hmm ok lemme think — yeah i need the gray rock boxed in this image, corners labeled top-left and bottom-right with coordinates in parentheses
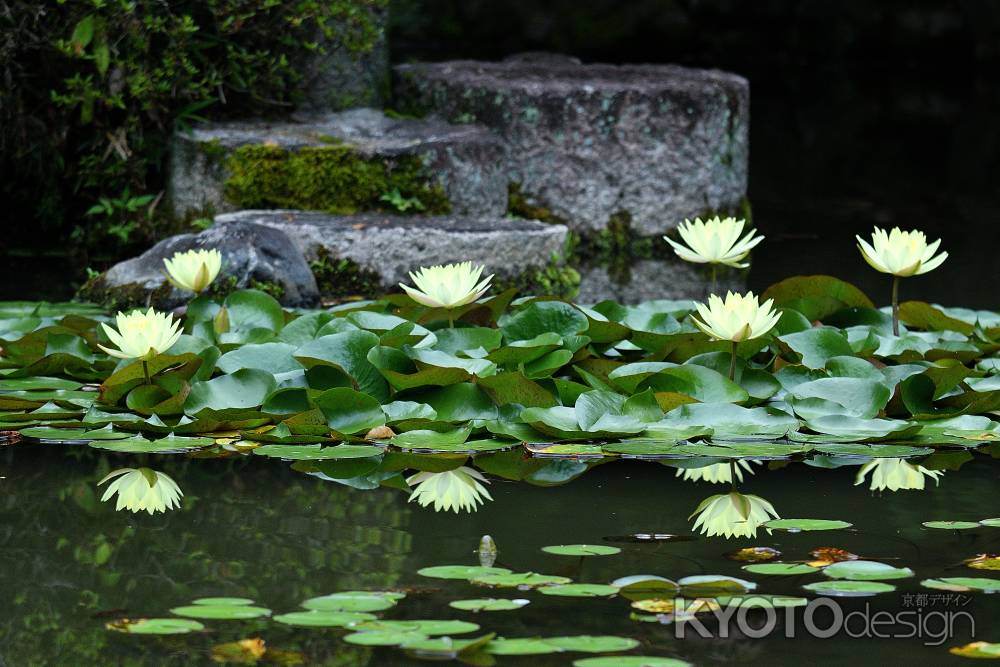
top-left (295, 4), bottom-right (389, 111)
top-left (96, 221), bottom-right (319, 308)
top-left (215, 209), bottom-right (570, 289)
top-left (576, 259), bottom-right (746, 305)
top-left (167, 108), bottom-right (507, 220)
top-left (394, 56), bottom-right (749, 236)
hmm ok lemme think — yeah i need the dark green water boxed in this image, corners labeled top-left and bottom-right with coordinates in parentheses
top-left (3, 444), bottom-right (998, 666)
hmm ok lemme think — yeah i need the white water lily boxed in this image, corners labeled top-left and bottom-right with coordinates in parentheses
top-left (664, 216), bottom-right (763, 269)
top-left (406, 466), bottom-right (493, 513)
top-left (98, 308), bottom-right (182, 361)
top-left (856, 227), bottom-right (947, 278)
top-left (400, 261), bottom-right (493, 309)
top-left (691, 291), bottom-right (781, 343)
top-left (163, 248), bottom-right (222, 293)
top-left (98, 468), bottom-right (183, 514)
top-left (677, 460), bottom-right (759, 484)
top-left (855, 458), bottom-right (944, 492)
top-left (689, 491), bottom-right (779, 539)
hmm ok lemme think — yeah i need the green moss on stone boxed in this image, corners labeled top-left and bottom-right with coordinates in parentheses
top-left (506, 182), bottom-right (566, 225)
top-left (75, 275), bottom-right (175, 312)
top-left (222, 144), bottom-right (451, 215)
top-left (310, 249), bottom-right (384, 299)
top-left (494, 264), bottom-right (581, 300)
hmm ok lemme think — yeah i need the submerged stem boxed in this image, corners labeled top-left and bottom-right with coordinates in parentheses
top-left (447, 311), bottom-right (455, 329)
top-left (142, 360), bottom-right (151, 385)
top-left (728, 340), bottom-right (738, 382)
top-left (891, 275), bottom-right (900, 336)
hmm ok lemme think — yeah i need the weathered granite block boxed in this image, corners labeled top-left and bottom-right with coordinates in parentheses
top-left (168, 108), bottom-right (507, 220)
top-left (214, 209), bottom-right (570, 290)
top-left (83, 220), bottom-right (319, 308)
top-left (394, 56), bottom-right (749, 236)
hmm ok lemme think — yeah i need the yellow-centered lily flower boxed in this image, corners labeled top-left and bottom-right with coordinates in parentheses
top-left (689, 491), bottom-right (779, 539)
top-left (664, 216), bottom-right (763, 268)
top-left (855, 458), bottom-right (943, 492)
top-left (98, 308), bottom-right (182, 361)
top-left (98, 467), bottom-right (183, 514)
top-left (406, 466), bottom-right (493, 513)
top-left (677, 460), bottom-right (759, 484)
top-left (691, 291), bottom-right (781, 343)
top-left (855, 227), bottom-right (947, 277)
top-left (400, 261), bottom-right (493, 309)
top-left (163, 248), bottom-right (222, 293)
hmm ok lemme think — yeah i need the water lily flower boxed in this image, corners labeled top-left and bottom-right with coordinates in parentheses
top-left (400, 261), bottom-right (493, 311)
top-left (163, 248), bottom-right (223, 293)
top-left (664, 216), bottom-right (764, 269)
top-left (856, 226), bottom-right (947, 335)
top-left (406, 466), bottom-right (493, 513)
top-left (691, 292), bottom-right (781, 380)
top-left (689, 491), bottom-right (779, 539)
top-left (98, 467), bottom-right (183, 514)
top-left (676, 460), bottom-right (759, 484)
top-left (98, 308), bottom-right (182, 362)
top-left (855, 458), bottom-right (944, 492)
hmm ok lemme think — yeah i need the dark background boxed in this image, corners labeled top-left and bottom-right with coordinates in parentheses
top-left (389, 0), bottom-right (1000, 308)
top-left (5, 0), bottom-right (1000, 306)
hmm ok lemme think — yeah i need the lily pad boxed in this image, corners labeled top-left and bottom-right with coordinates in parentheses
top-left (417, 565), bottom-right (511, 580)
top-left (301, 593), bottom-right (397, 613)
top-left (541, 544), bottom-right (621, 557)
top-left (922, 577), bottom-right (1000, 592)
top-left (573, 658), bottom-right (691, 667)
top-left (547, 635), bottom-right (641, 653)
top-left (108, 617), bottom-right (205, 634)
top-left (170, 604), bottom-right (271, 620)
top-left (252, 444), bottom-right (383, 460)
top-left (923, 521), bottom-right (980, 530)
top-left (344, 630), bottom-right (428, 646)
top-left (472, 572), bottom-right (573, 589)
top-left (91, 433), bottom-right (214, 453)
top-left (272, 610), bottom-right (375, 627)
top-left (949, 642), bottom-right (1000, 659)
top-left (538, 584), bottom-right (619, 597)
top-left (802, 581), bottom-right (896, 596)
top-left (822, 560), bottom-right (914, 581)
top-left (484, 638), bottom-right (561, 655)
top-left (191, 597), bottom-right (255, 606)
top-left (448, 598), bottom-right (530, 612)
top-left (742, 563), bottom-right (819, 576)
top-left (764, 519), bottom-right (853, 532)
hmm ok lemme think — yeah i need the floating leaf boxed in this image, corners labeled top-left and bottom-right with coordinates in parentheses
top-left (272, 610), bottom-right (375, 627)
top-left (417, 565), bottom-right (512, 580)
top-left (472, 572), bottom-right (573, 589)
top-left (252, 444), bottom-right (383, 460)
top-left (573, 657), bottom-right (692, 667)
top-left (191, 597), bottom-right (255, 606)
top-left (822, 560), bottom-right (914, 581)
top-left (923, 521), bottom-right (980, 530)
top-left (538, 584), bottom-right (619, 597)
top-left (541, 544), bottom-right (621, 557)
top-left (764, 519), bottom-right (853, 532)
top-left (726, 547), bottom-right (781, 563)
top-left (949, 642), bottom-right (1000, 659)
top-left (742, 563), bottom-right (819, 576)
top-left (301, 593), bottom-right (396, 613)
top-left (344, 630), bottom-right (428, 646)
top-left (922, 577), bottom-right (1000, 592)
top-left (964, 554), bottom-right (1000, 571)
top-left (802, 581), bottom-right (896, 596)
top-left (547, 635), bottom-right (640, 653)
top-left (448, 598), bottom-right (530, 612)
top-left (170, 604), bottom-right (271, 620)
top-left (107, 618), bottom-right (205, 635)
top-left (484, 638), bottom-right (561, 655)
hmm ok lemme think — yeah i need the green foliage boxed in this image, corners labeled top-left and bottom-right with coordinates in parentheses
top-left (2, 0), bottom-right (386, 253)
top-left (223, 144), bottom-right (450, 215)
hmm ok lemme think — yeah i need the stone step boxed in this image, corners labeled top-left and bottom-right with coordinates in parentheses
top-left (168, 108), bottom-right (508, 221)
top-left (394, 54), bottom-right (749, 236)
top-left (215, 210), bottom-right (571, 295)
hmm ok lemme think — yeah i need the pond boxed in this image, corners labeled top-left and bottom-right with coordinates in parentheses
top-left (3, 442), bottom-right (999, 665)
top-left (1, 275), bottom-right (999, 666)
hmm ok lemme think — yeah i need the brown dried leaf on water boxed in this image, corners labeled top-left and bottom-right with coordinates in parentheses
top-left (365, 425), bottom-right (396, 440)
top-left (964, 554), bottom-right (1000, 571)
top-left (210, 638), bottom-right (305, 666)
top-left (725, 546), bottom-right (781, 563)
top-left (949, 641), bottom-right (1000, 659)
top-left (806, 547), bottom-right (859, 567)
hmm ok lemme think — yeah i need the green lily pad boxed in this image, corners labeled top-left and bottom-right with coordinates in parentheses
top-left (802, 581), bottom-right (896, 596)
top-left (823, 560), bottom-right (914, 581)
top-left (677, 575), bottom-right (757, 596)
top-left (191, 597), bottom-right (255, 606)
top-left (19, 426), bottom-right (130, 443)
top-left (541, 544), bottom-right (621, 557)
top-left (764, 518), bottom-right (853, 532)
top-left (538, 584), bottom-right (619, 597)
top-left (417, 565), bottom-right (512, 580)
top-left (170, 604), bottom-right (271, 619)
top-left (401, 634), bottom-right (496, 655)
top-left (448, 598), bottom-right (530, 612)
top-left (547, 635), bottom-right (641, 653)
top-left (922, 577), bottom-right (1000, 592)
top-left (109, 618), bottom-right (205, 634)
top-left (612, 575), bottom-right (680, 600)
top-left (272, 610), bottom-right (375, 627)
top-left (343, 630), bottom-right (429, 646)
top-left (742, 563), bottom-right (819, 576)
top-left (252, 444), bottom-right (383, 460)
top-left (484, 638), bottom-right (561, 655)
top-left (301, 593), bottom-right (397, 613)
top-left (472, 572), bottom-right (573, 589)
top-left (923, 521), bottom-right (980, 530)
top-left (980, 518), bottom-right (1000, 527)
top-left (574, 658), bottom-right (691, 667)
top-left (91, 433), bottom-right (214, 453)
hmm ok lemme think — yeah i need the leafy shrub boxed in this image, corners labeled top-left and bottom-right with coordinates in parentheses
top-left (0, 0), bottom-right (385, 257)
